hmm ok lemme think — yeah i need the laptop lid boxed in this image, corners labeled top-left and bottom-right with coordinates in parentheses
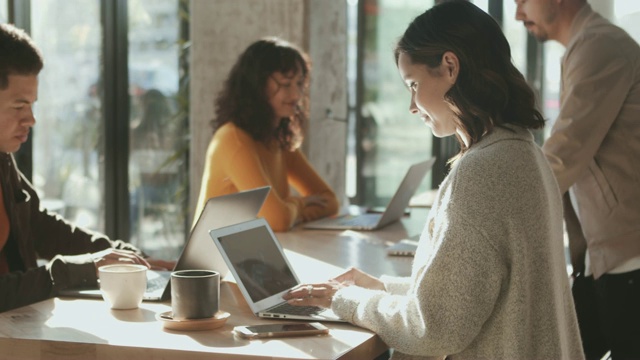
top-left (210, 218), bottom-right (345, 322)
top-left (59, 186), bottom-right (270, 301)
top-left (303, 157), bottom-right (435, 230)
top-left (142, 186), bottom-right (270, 300)
top-left (375, 157), bottom-right (435, 228)
top-left (163, 186), bottom-right (271, 296)
top-left (209, 218), bottom-right (305, 315)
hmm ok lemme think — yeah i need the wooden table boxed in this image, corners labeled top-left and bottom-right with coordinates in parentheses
top-left (0, 210), bottom-right (429, 360)
top-left (279, 207), bottom-right (428, 278)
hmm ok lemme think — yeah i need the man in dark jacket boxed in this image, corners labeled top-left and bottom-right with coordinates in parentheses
top-left (0, 23), bottom-right (171, 312)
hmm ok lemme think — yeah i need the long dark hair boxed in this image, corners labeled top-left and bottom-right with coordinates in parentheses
top-left (212, 37), bottom-right (309, 151)
top-left (395, 1), bottom-right (544, 158)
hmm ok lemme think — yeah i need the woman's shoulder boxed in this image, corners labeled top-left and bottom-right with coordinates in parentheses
top-left (213, 122), bottom-right (255, 144)
top-left (450, 127), bottom-right (542, 194)
top-left (206, 123), bottom-right (261, 160)
top-left (215, 122), bottom-right (245, 137)
top-left (463, 126), bottom-right (535, 166)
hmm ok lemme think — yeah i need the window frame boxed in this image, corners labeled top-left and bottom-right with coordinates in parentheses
top-left (5, 0), bottom-right (190, 242)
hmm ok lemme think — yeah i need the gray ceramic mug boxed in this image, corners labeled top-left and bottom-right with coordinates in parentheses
top-left (170, 270), bottom-right (220, 320)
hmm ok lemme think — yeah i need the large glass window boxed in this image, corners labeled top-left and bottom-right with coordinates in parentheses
top-left (615, 2), bottom-right (640, 43)
top-left (503, 0), bottom-right (528, 75)
top-left (21, 1), bottom-right (188, 259)
top-left (542, 42), bottom-right (563, 135)
top-left (128, 0), bottom-right (186, 258)
top-left (0, 1), bottom-right (7, 22)
top-left (31, 0), bottom-right (104, 230)
top-left (474, 0), bottom-right (488, 12)
top-left (358, 0), bottom-right (435, 207)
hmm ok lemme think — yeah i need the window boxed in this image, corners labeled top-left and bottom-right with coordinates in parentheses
top-left (0, 1), bottom-right (6, 22)
top-left (356, 0), bottom-right (435, 207)
top-left (7, 1), bottom-right (189, 259)
top-left (542, 42), bottom-right (563, 135)
top-left (615, 2), bottom-right (640, 43)
top-left (474, 0), bottom-right (489, 11)
top-left (31, 0), bottom-right (104, 230)
top-left (128, 0), bottom-right (187, 258)
top-left (503, 0), bottom-right (528, 75)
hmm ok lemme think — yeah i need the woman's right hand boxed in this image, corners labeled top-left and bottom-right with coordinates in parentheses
top-left (331, 267), bottom-right (385, 291)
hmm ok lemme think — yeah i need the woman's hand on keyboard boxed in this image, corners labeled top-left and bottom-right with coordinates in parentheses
top-left (283, 281), bottom-right (345, 308)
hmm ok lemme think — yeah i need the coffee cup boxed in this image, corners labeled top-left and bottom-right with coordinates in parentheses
top-left (98, 264), bottom-right (148, 310)
top-left (170, 269), bottom-right (219, 320)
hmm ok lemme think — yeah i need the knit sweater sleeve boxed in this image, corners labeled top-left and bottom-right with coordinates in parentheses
top-left (332, 208), bottom-right (504, 356)
top-left (380, 274), bottom-right (412, 294)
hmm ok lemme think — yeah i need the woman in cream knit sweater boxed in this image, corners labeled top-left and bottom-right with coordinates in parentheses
top-left (284, 2), bottom-right (584, 359)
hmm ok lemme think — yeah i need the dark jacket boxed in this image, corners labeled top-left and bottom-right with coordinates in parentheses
top-left (0, 152), bottom-right (139, 312)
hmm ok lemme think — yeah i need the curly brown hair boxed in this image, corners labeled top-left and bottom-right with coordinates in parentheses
top-left (212, 37), bottom-right (310, 151)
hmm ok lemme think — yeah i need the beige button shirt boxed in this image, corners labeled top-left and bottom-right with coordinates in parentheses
top-left (542, 4), bottom-right (640, 278)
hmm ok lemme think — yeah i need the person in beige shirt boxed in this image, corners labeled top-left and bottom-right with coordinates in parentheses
top-left (516, 0), bottom-right (640, 359)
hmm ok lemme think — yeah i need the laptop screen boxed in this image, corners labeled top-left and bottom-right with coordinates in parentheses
top-left (216, 225), bottom-right (298, 302)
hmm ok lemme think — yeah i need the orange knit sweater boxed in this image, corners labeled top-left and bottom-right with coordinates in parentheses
top-left (194, 123), bottom-right (339, 232)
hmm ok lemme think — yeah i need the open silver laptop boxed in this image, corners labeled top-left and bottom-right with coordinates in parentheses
top-left (304, 158), bottom-right (435, 231)
top-left (59, 186), bottom-right (270, 301)
top-left (209, 218), bottom-right (346, 322)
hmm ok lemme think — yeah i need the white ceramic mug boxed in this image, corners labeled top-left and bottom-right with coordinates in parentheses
top-left (98, 264), bottom-right (148, 310)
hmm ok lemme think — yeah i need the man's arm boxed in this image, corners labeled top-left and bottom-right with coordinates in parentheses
top-left (3, 158), bottom-right (148, 303)
top-left (18, 175), bottom-right (142, 260)
top-left (0, 266), bottom-right (54, 313)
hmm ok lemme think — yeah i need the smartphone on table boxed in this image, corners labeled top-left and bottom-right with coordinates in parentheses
top-left (233, 322), bottom-right (329, 339)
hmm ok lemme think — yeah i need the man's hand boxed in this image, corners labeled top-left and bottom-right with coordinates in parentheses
top-left (91, 249), bottom-right (150, 270)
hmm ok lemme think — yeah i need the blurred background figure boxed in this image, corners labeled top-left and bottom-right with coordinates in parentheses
top-left (129, 88), bottom-right (182, 253)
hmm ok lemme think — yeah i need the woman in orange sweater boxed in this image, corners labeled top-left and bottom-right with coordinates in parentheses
top-left (194, 37), bottom-right (339, 232)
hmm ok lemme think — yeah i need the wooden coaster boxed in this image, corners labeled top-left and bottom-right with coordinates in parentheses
top-left (156, 310), bottom-right (230, 331)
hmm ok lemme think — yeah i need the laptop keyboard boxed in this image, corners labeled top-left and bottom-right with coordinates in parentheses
top-left (146, 271), bottom-right (170, 292)
top-left (338, 214), bottom-right (379, 227)
top-left (268, 302), bottom-right (324, 316)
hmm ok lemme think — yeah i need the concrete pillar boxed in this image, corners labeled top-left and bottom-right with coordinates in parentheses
top-left (305, 1), bottom-right (348, 205)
